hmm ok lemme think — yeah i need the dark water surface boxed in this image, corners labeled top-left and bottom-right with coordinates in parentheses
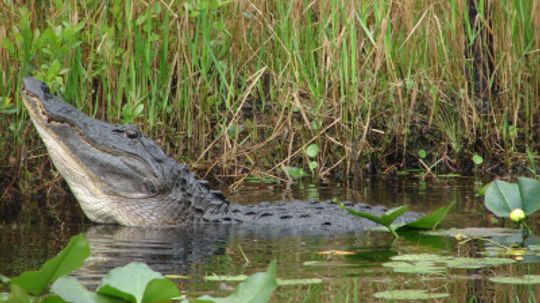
top-left (2, 177), bottom-right (540, 301)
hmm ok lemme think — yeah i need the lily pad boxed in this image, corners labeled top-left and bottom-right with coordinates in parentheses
top-left (485, 177), bottom-right (540, 217)
top-left (445, 257), bottom-right (515, 269)
top-left (276, 278), bottom-right (323, 286)
top-left (205, 275), bottom-right (249, 282)
top-left (382, 261), bottom-right (446, 274)
top-left (490, 275), bottom-right (540, 285)
top-left (373, 290), bottom-right (449, 300)
top-left (425, 227), bottom-right (517, 238)
top-left (390, 254), bottom-right (452, 262)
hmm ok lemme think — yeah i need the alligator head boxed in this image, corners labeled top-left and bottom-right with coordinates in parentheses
top-left (21, 77), bottom-right (229, 226)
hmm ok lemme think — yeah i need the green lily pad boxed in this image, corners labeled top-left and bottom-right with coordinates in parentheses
top-left (445, 257), bottom-right (515, 269)
top-left (382, 261), bottom-right (446, 274)
top-left (424, 227), bottom-right (517, 238)
top-left (485, 177), bottom-right (540, 217)
top-left (490, 275), bottom-right (540, 285)
top-left (373, 290), bottom-right (449, 300)
top-left (276, 278), bottom-right (323, 286)
top-left (205, 275), bottom-right (249, 282)
top-left (390, 254), bottom-right (452, 262)
top-left (10, 234), bottom-right (90, 296)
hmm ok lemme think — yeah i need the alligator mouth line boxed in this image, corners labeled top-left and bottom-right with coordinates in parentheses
top-left (21, 88), bottom-right (161, 188)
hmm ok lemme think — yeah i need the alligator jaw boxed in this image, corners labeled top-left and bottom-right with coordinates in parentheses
top-left (21, 77), bottom-right (229, 226)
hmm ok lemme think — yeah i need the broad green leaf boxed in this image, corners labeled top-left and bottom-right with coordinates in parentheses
top-left (337, 202), bottom-right (410, 227)
top-left (196, 260), bottom-right (277, 303)
top-left (51, 276), bottom-right (123, 303)
top-left (517, 177), bottom-right (540, 215)
top-left (418, 149), bottom-right (427, 159)
top-left (11, 234), bottom-right (90, 296)
top-left (485, 180), bottom-right (522, 217)
top-left (97, 262), bottom-right (178, 303)
top-left (142, 279), bottom-right (181, 303)
top-left (490, 275), bottom-right (540, 285)
top-left (305, 144), bottom-right (319, 158)
top-left (3, 285), bottom-right (31, 303)
top-left (397, 201), bottom-right (455, 230)
top-left (374, 290), bottom-right (449, 300)
top-left (308, 161), bottom-right (318, 170)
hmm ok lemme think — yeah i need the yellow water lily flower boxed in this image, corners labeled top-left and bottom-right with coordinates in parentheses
top-left (509, 208), bottom-right (525, 222)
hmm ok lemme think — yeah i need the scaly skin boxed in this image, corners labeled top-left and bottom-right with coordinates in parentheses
top-left (21, 77), bottom-right (418, 228)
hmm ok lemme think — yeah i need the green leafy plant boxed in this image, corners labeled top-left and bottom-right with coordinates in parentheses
top-left (186, 260), bottom-right (277, 303)
top-left (334, 199), bottom-right (455, 238)
top-left (484, 177), bottom-right (540, 232)
top-left (0, 235), bottom-right (278, 303)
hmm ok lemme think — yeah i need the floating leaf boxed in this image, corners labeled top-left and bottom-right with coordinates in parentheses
top-left (195, 260), bottom-right (277, 303)
top-left (205, 275), bottom-right (248, 282)
top-left (308, 161), bottom-right (318, 170)
top-left (490, 275), bottom-right (540, 285)
top-left (425, 227), bottom-right (517, 238)
top-left (418, 149), bottom-right (427, 159)
top-left (391, 254), bottom-right (452, 262)
top-left (397, 201), bottom-right (455, 230)
top-left (374, 290), bottom-right (449, 300)
top-left (445, 257), bottom-right (515, 269)
top-left (276, 278), bottom-right (322, 286)
top-left (11, 234), bottom-right (90, 296)
top-left (305, 144), bottom-right (319, 158)
top-left (97, 262), bottom-right (179, 303)
top-left (382, 261), bottom-right (446, 274)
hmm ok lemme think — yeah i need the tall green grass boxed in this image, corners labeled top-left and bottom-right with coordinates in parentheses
top-left (1, 0), bottom-right (540, 187)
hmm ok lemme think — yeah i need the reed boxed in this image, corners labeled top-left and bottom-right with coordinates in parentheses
top-left (1, 0), bottom-right (540, 188)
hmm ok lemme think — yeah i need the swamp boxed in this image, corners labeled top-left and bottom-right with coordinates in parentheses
top-left (1, 0), bottom-right (540, 302)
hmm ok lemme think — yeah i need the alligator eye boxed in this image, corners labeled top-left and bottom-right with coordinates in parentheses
top-left (143, 182), bottom-right (157, 194)
top-left (40, 82), bottom-right (50, 94)
top-left (125, 129), bottom-right (139, 139)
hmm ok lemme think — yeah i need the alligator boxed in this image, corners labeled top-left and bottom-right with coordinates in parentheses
top-left (21, 77), bottom-right (418, 228)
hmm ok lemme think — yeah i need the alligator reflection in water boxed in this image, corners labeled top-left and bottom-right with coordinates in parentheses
top-left (76, 222), bottom-right (376, 287)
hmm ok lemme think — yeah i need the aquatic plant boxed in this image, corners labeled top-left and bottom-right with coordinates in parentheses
top-left (0, 234), bottom-right (278, 303)
top-left (484, 177), bottom-right (540, 232)
top-left (334, 199), bottom-right (455, 238)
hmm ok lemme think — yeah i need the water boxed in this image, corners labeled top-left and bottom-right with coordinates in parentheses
top-left (1, 177), bottom-right (540, 301)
